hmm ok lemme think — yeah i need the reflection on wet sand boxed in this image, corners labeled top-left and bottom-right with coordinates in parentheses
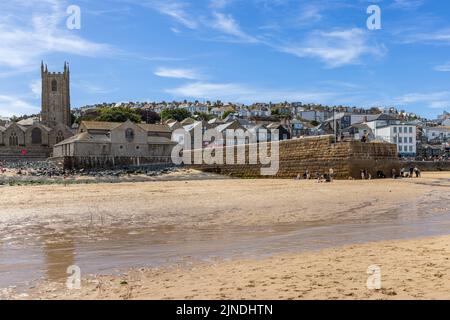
top-left (42, 233), bottom-right (75, 283)
top-left (0, 173), bottom-right (449, 290)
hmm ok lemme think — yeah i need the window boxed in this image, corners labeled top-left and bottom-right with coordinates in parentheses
top-left (393, 127), bottom-right (397, 133)
top-left (9, 131), bottom-right (18, 146)
top-left (31, 128), bottom-right (42, 144)
top-left (399, 127), bottom-right (403, 133)
top-left (398, 137), bottom-right (403, 143)
top-left (56, 131), bottom-right (64, 144)
top-left (125, 128), bottom-right (135, 142)
top-left (399, 145), bottom-right (403, 152)
top-left (409, 137), bottom-right (413, 144)
top-left (51, 80), bottom-right (57, 92)
top-left (409, 127), bottom-right (413, 133)
top-left (409, 146), bottom-right (413, 152)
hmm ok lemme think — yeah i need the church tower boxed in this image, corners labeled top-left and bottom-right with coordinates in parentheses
top-left (41, 61), bottom-right (71, 127)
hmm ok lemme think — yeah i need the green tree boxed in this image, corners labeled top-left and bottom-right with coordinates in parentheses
top-left (96, 107), bottom-right (142, 123)
top-left (139, 109), bottom-right (161, 124)
top-left (222, 110), bottom-right (234, 119)
top-left (161, 109), bottom-right (192, 122)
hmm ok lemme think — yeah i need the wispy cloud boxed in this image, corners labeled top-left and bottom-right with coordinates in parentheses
top-left (210, 12), bottom-right (260, 43)
top-left (30, 79), bottom-right (41, 98)
top-left (401, 28), bottom-right (450, 44)
top-left (155, 67), bottom-right (203, 80)
top-left (434, 62), bottom-right (450, 72)
top-left (0, 0), bottom-right (113, 70)
top-left (209, 0), bottom-right (234, 9)
top-left (166, 81), bottom-right (340, 104)
top-left (395, 91), bottom-right (450, 109)
top-left (0, 94), bottom-right (38, 117)
top-left (278, 28), bottom-right (386, 68)
top-left (390, 0), bottom-right (425, 10)
top-left (139, 0), bottom-right (198, 29)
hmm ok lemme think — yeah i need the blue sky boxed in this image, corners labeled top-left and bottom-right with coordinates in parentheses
top-left (0, 0), bottom-right (449, 119)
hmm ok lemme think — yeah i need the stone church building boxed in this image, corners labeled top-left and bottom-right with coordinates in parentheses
top-left (52, 120), bottom-right (175, 169)
top-left (0, 62), bottom-right (74, 160)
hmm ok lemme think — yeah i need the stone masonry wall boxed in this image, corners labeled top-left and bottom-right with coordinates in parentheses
top-left (51, 155), bottom-right (173, 169)
top-left (185, 135), bottom-right (400, 179)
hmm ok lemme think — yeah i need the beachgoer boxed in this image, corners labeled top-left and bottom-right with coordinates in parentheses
top-left (329, 168), bottom-right (334, 182)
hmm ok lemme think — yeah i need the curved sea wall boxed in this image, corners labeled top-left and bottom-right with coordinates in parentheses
top-left (185, 135), bottom-right (400, 179)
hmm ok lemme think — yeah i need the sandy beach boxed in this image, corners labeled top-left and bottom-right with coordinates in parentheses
top-left (0, 171), bottom-right (449, 300)
top-left (13, 235), bottom-right (450, 300)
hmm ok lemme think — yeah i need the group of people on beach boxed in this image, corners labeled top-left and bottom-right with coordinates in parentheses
top-left (297, 168), bottom-right (335, 183)
top-left (391, 166), bottom-right (421, 179)
top-left (296, 165), bottom-right (423, 182)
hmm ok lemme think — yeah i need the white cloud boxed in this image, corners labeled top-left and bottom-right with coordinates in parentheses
top-left (0, 0), bottom-right (113, 69)
top-left (296, 4), bottom-right (322, 25)
top-left (396, 91), bottom-right (450, 109)
top-left (155, 67), bottom-right (203, 80)
top-left (391, 0), bottom-right (424, 9)
top-left (402, 28), bottom-right (450, 44)
top-left (72, 81), bottom-right (117, 94)
top-left (209, 0), bottom-right (234, 9)
top-left (0, 95), bottom-right (39, 117)
top-left (210, 12), bottom-right (259, 43)
top-left (30, 79), bottom-right (41, 98)
top-left (434, 62), bottom-right (450, 72)
top-left (140, 0), bottom-right (198, 29)
top-left (278, 28), bottom-right (386, 68)
top-left (166, 81), bottom-right (339, 104)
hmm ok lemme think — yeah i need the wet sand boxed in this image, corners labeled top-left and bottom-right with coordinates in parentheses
top-left (0, 172), bottom-right (449, 299)
top-left (13, 235), bottom-right (450, 300)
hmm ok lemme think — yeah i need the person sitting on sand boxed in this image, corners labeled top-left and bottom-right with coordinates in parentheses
top-left (414, 167), bottom-right (421, 178)
top-left (391, 168), bottom-right (397, 179)
top-left (329, 168), bottom-right (334, 182)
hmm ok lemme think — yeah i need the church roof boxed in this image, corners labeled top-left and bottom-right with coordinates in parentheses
top-left (80, 121), bottom-right (171, 133)
top-left (5, 122), bottom-right (28, 132)
top-left (55, 132), bottom-right (111, 146)
top-left (80, 121), bottom-right (122, 130)
top-left (17, 117), bottom-right (40, 126)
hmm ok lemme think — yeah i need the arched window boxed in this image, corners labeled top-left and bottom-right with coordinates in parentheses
top-left (31, 128), bottom-right (42, 144)
top-left (51, 79), bottom-right (57, 92)
top-left (125, 128), bottom-right (135, 142)
top-left (56, 131), bottom-right (64, 143)
top-left (9, 131), bottom-right (18, 146)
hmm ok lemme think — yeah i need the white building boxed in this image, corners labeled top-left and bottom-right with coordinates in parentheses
top-left (0, 116), bottom-right (11, 126)
top-left (179, 103), bottom-right (208, 114)
top-left (423, 126), bottom-right (450, 143)
top-left (367, 122), bottom-right (417, 156)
